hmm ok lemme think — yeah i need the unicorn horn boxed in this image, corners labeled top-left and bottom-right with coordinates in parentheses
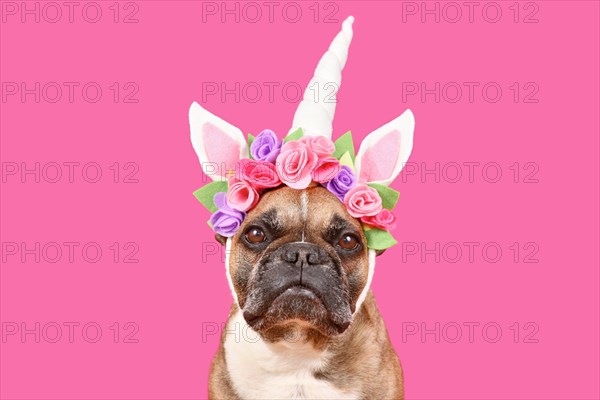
top-left (288, 16), bottom-right (354, 139)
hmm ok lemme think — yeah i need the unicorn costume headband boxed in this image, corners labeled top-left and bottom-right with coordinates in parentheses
top-left (190, 16), bottom-right (414, 250)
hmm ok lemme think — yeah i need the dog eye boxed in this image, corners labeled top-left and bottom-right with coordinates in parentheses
top-left (245, 227), bottom-right (266, 244)
top-left (338, 234), bottom-right (359, 250)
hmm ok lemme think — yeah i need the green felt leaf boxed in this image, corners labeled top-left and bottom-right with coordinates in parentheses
top-left (368, 183), bottom-right (400, 210)
top-left (333, 131), bottom-right (355, 162)
top-left (284, 127), bottom-right (304, 143)
top-left (247, 133), bottom-right (255, 159)
top-left (339, 151), bottom-right (354, 170)
top-left (193, 181), bottom-right (228, 213)
top-left (364, 228), bottom-right (397, 250)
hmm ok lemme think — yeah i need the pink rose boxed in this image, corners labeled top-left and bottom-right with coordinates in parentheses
top-left (311, 157), bottom-right (341, 183)
top-left (275, 141), bottom-right (318, 189)
top-left (227, 178), bottom-right (259, 212)
top-left (343, 185), bottom-right (383, 218)
top-left (299, 136), bottom-right (335, 157)
top-left (235, 159), bottom-right (281, 189)
top-left (361, 209), bottom-right (396, 230)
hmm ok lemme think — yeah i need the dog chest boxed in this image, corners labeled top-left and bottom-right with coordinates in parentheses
top-left (223, 313), bottom-right (359, 400)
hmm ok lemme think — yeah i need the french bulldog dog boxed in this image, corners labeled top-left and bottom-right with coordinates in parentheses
top-left (190, 17), bottom-right (414, 399)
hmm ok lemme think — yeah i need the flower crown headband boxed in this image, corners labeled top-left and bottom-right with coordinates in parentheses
top-left (194, 128), bottom-right (403, 250)
top-left (189, 17), bottom-right (415, 250)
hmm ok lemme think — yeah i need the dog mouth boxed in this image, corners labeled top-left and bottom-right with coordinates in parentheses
top-left (242, 284), bottom-right (351, 336)
top-left (275, 285), bottom-right (321, 303)
top-left (240, 242), bottom-right (354, 337)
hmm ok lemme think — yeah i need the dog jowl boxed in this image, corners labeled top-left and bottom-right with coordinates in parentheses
top-left (190, 16), bottom-right (414, 400)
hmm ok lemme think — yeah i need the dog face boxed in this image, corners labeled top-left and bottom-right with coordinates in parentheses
top-left (226, 185), bottom-right (369, 338)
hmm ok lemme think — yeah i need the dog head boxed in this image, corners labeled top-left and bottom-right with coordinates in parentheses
top-left (189, 17), bottom-right (414, 341)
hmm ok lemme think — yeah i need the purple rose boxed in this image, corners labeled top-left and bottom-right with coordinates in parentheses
top-left (250, 129), bottom-right (282, 163)
top-left (210, 192), bottom-right (246, 237)
top-left (326, 166), bottom-right (357, 201)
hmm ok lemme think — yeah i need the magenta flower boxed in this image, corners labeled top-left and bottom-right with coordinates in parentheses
top-left (343, 185), bottom-right (382, 218)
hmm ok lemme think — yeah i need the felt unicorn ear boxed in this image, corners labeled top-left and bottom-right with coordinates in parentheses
top-left (189, 102), bottom-right (248, 181)
top-left (354, 109), bottom-right (415, 185)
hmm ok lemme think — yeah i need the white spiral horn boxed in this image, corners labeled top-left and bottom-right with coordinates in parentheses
top-left (288, 16), bottom-right (354, 139)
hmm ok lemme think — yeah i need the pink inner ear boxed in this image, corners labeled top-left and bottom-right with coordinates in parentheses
top-left (358, 129), bottom-right (402, 183)
top-left (203, 122), bottom-right (241, 176)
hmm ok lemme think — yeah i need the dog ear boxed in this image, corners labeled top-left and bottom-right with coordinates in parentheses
top-left (354, 109), bottom-right (415, 185)
top-left (215, 234), bottom-right (227, 246)
top-left (189, 102), bottom-right (248, 180)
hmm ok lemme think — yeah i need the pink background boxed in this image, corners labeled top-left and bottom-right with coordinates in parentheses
top-left (1, 1), bottom-right (599, 399)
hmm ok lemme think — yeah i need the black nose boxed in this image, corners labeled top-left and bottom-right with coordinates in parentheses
top-left (283, 243), bottom-right (323, 266)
